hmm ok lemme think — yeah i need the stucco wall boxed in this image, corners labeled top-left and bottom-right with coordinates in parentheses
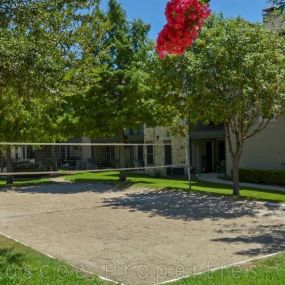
top-left (226, 115), bottom-right (285, 175)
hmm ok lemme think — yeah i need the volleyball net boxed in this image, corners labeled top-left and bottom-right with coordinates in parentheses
top-left (0, 142), bottom-right (188, 177)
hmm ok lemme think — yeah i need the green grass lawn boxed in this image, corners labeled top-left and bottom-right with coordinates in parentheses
top-left (65, 171), bottom-right (285, 203)
top-left (1, 171), bottom-right (284, 203)
top-left (0, 234), bottom-right (284, 285)
top-left (0, 177), bottom-right (51, 188)
top-left (0, 235), bottom-right (110, 285)
top-left (168, 253), bottom-right (285, 285)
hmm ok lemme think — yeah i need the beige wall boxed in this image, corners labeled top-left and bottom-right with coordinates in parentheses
top-left (264, 12), bottom-right (285, 31)
top-left (226, 115), bottom-right (285, 175)
top-left (144, 126), bottom-right (187, 176)
top-left (80, 136), bottom-right (92, 163)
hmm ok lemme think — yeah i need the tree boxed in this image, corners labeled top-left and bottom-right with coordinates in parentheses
top-left (147, 52), bottom-right (212, 191)
top-left (0, 0), bottom-right (99, 140)
top-left (68, 0), bottom-right (155, 181)
top-left (0, 0), bottom-right (98, 183)
top-left (181, 16), bottom-right (285, 195)
top-left (269, 0), bottom-right (285, 10)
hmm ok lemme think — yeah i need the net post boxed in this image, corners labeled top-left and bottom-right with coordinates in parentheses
top-left (186, 124), bottom-right (192, 191)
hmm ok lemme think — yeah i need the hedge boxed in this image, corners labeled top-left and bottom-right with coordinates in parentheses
top-left (239, 168), bottom-right (285, 186)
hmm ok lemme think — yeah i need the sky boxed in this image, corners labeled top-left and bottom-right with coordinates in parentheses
top-left (101, 0), bottom-right (270, 39)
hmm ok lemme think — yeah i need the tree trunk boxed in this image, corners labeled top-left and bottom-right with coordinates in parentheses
top-left (119, 128), bottom-right (127, 182)
top-left (225, 123), bottom-right (243, 196)
top-left (0, 156), bottom-right (3, 173)
top-left (231, 155), bottom-right (240, 196)
top-left (6, 147), bottom-right (14, 185)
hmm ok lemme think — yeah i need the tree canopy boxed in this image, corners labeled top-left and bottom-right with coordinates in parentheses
top-left (269, 0), bottom-right (285, 10)
top-left (0, 0), bottom-right (99, 142)
top-left (65, 0), bottom-right (156, 180)
top-left (150, 15), bottom-right (285, 194)
top-left (67, 0), bottom-right (155, 140)
top-left (184, 16), bottom-right (285, 194)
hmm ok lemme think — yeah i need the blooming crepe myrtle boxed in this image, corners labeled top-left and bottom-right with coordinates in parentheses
top-left (157, 0), bottom-right (211, 59)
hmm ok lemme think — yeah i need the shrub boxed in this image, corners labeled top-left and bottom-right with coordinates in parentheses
top-left (239, 169), bottom-right (285, 186)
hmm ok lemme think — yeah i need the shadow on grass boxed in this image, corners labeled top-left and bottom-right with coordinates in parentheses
top-left (13, 172), bottom-right (155, 194)
top-left (70, 172), bottom-right (285, 192)
top-left (0, 178), bottom-right (53, 189)
top-left (69, 172), bottom-right (190, 184)
top-left (9, 172), bottom-right (285, 205)
top-left (0, 247), bottom-right (25, 270)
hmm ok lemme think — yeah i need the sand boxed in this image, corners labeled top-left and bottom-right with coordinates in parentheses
top-left (0, 182), bottom-right (284, 284)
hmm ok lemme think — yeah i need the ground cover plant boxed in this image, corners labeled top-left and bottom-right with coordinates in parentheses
top-left (0, 235), bottom-right (111, 285)
top-left (65, 171), bottom-right (285, 203)
top-left (0, 234), bottom-right (284, 285)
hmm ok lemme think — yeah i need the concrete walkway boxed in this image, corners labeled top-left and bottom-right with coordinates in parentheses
top-left (49, 176), bottom-right (72, 183)
top-left (198, 173), bottom-right (285, 193)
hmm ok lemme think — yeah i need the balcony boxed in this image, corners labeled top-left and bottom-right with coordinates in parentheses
top-left (190, 123), bottom-right (225, 139)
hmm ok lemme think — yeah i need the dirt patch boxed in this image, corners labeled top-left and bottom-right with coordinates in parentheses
top-left (0, 183), bottom-right (284, 284)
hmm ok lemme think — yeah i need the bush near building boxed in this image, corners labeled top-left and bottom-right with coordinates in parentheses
top-left (239, 169), bottom-right (285, 186)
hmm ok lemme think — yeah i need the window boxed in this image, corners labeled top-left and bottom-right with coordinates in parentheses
top-left (107, 146), bottom-right (115, 161)
top-left (27, 146), bottom-right (35, 159)
top-left (138, 126), bottom-right (144, 136)
top-left (147, 145), bottom-right (154, 165)
top-left (127, 126), bottom-right (144, 136)
top-left (137, 145), bottom-right (144, 162)
top-left (164, 144), bottom-right (172, 165)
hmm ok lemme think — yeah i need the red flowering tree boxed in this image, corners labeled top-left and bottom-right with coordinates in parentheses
top-left (157, 0), bottom-right (211, 59)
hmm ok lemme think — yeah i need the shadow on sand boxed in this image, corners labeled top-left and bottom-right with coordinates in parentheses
top-left (8, 175), bottom-right (285, 257)
top-left (103, 189), bottom-right (266, 221)
top-left (211, 224), bottom-right (285, 256)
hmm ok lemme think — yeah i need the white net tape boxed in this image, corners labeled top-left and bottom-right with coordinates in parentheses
top-left (0, 142), bottom-right (187, 177)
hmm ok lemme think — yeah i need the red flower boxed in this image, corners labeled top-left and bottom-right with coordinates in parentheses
top-left (156, 0), bottom-right (211, 59)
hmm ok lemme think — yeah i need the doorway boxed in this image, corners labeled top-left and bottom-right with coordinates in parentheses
top-left (205, 142), bottom-right (213, 172)
top-left (164, 144), bottom-right (172, 175)
top-left (218, 141), bottom-right (226, 162)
